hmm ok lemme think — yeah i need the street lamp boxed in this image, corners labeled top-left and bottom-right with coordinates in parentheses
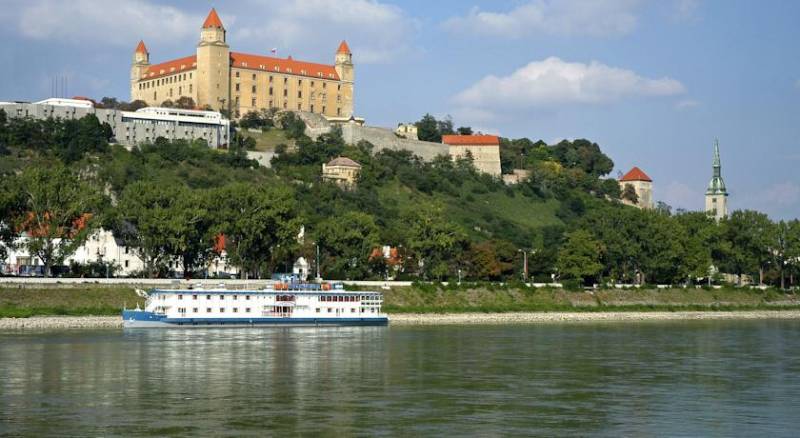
top-left (518, 249), bottom-right (529, 282)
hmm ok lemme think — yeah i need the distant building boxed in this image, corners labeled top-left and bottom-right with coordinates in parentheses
top-left (619, 166), bottom-right (654, 209)
top-left (322, 156), bottom-right (362, 189)
top-left (395, 123), bottom-right (418, 140)
top-left (0, 98), bottom-right (230, 148)
top-left (502, 168), bottom-right (532, 185)
top-left (131, 8), bottom-right (354, 120)
top-left (705, 140), bottom-right (729, 221)
top-left (442, 134), bottom-right (502, 176)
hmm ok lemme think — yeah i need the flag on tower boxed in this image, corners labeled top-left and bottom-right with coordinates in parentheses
top-left (271, 48), bottom-right (277, 54)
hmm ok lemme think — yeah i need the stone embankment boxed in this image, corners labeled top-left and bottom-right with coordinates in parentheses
top-left (2, 311), bottom-right (800, 330)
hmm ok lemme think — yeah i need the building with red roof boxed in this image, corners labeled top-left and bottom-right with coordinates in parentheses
top-left (618, 166), bottom-right (654, 209)
top-left (441, 134), bottom-right (502, 176)
top-left (131, 8), bottom-right (354, 120)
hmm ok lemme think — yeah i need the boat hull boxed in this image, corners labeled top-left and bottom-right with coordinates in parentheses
top-left (122, 310), bottom-right (389, 328)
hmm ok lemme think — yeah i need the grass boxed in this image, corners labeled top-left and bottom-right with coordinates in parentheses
top-left (0, 285), bottom-right (144, 318)
top-left (1, 283), bottom-right (798, 318)
top-left (240, 129), bottom-right (294, 152)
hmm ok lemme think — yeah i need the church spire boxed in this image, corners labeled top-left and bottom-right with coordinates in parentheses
top-left (706, 139), bottom-right (726, 195)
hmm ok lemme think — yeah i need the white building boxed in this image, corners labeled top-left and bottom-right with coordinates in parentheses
top-left (0, 98), bottom-right (231, 149)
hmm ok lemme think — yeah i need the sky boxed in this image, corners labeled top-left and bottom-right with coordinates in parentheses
top-left (0, 0), bottom-right (798, 219)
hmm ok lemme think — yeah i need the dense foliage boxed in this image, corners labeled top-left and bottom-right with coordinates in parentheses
top-left (0, 111), bottom-right (798, 288)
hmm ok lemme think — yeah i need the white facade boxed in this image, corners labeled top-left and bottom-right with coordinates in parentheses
top-left (0, 99), bottom-right (231, 148)
top-left (1, 229), bottom-right (238, 277)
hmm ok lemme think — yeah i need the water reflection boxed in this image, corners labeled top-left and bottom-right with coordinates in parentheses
top-left (1, 321), bottom-right (800, 436)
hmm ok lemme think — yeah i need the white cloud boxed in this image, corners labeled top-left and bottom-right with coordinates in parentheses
top-left (16, 0), bottom-right (202, 48)
top-left (453, 57), bottom-right (685, 115)
top-left (675, 99), bottom-right (700, 109)
top-left (672, 0), bottom-right (700, 22)
top-left (443, 0), bottom-right (641, 38)
top-left (234, 0), bottom-right (419, 64)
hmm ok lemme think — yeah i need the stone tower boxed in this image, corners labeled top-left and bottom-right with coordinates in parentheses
top-left (705, 140), bottom-right (729, 221)
top-left (334, 40), bottom-right (354, 117)
top-left (196, 8), bottom-right (230, 112)
top-left (130, 40), bottom-right (150, 98)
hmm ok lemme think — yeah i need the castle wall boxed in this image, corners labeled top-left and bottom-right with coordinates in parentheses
top-left (340, 124), bottom-right (449, 161)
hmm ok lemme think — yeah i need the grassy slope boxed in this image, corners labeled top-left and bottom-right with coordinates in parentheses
top-left (240, 129), bottom-right (295, 152)
top-left (0, 285), bottom-right (144, 318)
top-left (382, 285), bottom-right (800, 313)
top-left (2, 284), bottom-right (798, 318)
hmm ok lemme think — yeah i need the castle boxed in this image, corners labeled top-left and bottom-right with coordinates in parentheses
top-left (705, 140), bottom-right (728, 221)
top-left (131, 8), bottom-right (354, 120)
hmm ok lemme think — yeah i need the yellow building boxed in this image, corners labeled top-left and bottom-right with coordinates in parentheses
top-left (442, 134), bottom-right (502, 176)
top-left (322, 156), bottom-right (362, 190)
top-left (131, 8), bottom-right (354, 120)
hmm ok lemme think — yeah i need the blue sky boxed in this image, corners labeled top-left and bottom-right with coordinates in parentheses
top-left (1, 0), bottom-right (798, 219)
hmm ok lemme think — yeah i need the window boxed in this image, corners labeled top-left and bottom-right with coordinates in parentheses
top-left (207, 295), bottom-right (211, 300)
top-left (322, 106), bottom-right (326, 114)
top-left (219, 295), bottom-right (224, 300)
top-left (311, 81), bottom-right (315, 87)
top-left (316, 308), bottom-right (320, 313)
top-left (323, 82), bottom-right (327, 89)
top-left (246, 308), bottom-right (251, 313)
top-left (269, 87), bottom-right (273, 96)
top-left (251, 98), bottom-right (256, 107)
top-left (310, 105), bottom-right (314, 113)
top-left (337, 108), bottom-right (341, 116)
top-left (193, 308), bottom-right (198, 313)
top-left (298, 79), bottom-right (302, 86)
top-left (297, 103), bottom-right (301, 110)
top-left (328, 308), bottom-right (332, 313)
top-left (235, 71), bottom-right (240, 78)
top-left (235, 83), bottom-right (240, 92)
top-left (178, 294), bottom-right (183, 300)
top-left (124, 260), bottom-right (129, 268)
top-left (207, 307), bottom-right (212, 313)
top-left (298, 91), bottom-right (302, 98)
top-left (233, 308), bottom-right (238, 313)
top-left (178, 86), bottom-right (182, 94)
top-left (219, 308), bottom-right (225, 313)
top-left (233, 295), bottom-right (238, 301)
top-left (252, 85), bottom-right (256, 93)
top-left (246, 295), bottom-right (250, 300)
top-left (269, 76), bottom-right (273, 83)
top-left (284, 78), bottom-right (288, 84)
top-left (193, 295), bottom-right (197, 300)
top-left (337, 84), bottom-right (341, 91)
top-left (351, 308), bottom-right (356, 313)
top-left (283, 89), bottom-right (287, 97)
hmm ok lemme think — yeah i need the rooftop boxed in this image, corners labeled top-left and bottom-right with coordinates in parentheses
top-left (442, 134), bottom-right (500, 146)
top-left (202, 8), bottom-right (224, 29)
top-left (326, 156), bottom-right (361, 168)
top-left (620, 166), bottom-right (652, 182)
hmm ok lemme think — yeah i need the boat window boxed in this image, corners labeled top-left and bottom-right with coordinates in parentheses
top-left (193, 308), bottom-right (198, 313)
top-left (233, 295), bottom-right (238, 300)
top-left (193, 295), bottom-right (197, 300)
top-left (316, 308), bottom-right (320, 313)
top-left (178, 294), bottom-right (183, 300)
top-left (233, 308), bottom-right (238, 313)
top-left (351, 308), bottom-right (356, 313)
top-left (328, 308), bottom-right (332, 313)
top-left (207, 295), bottom-right (211, 300)
top-left (219, 308), bottom-right (225, 313)
top-left (207, 308), bottom-right (212, 313)
top-left (246, 308), bottom-right (251, 313)
top-left (246, 295), bottom-right (250, 300)
top-left (219, 295), bottom-right (224, 300)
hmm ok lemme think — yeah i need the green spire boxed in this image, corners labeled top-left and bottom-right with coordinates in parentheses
top-left (706, 139), bottom-right (727, 195)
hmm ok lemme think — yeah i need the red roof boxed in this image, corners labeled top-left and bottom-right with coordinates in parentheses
top-left (337, 40), bottom-right (351, 55)
top-left (441, 134), bottom-right (500, 146)
top-left (135, 40), bottom-right (148, 54)
top-left (230, 52), bottom-right (339, 80)
top-left (143, 55), bottom-right (197, 79)
top-left (620, 166), bottom-right (652, 182)
top-left (203, 8), bottom-right (224, 29)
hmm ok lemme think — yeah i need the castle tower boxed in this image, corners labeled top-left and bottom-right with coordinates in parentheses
top-left (619, 166), bottom-right (654, 209)
top-left (705, 140), bottom-right (729, 221)
top-left (196, 8), bottom-right (230, 112)
top-left (130, 40), bottom-right (150, 97)
top-left (334, 41), bottom-right (354, 117)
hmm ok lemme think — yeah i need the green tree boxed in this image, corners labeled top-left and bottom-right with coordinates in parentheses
top-left (769, 219), bottom-right (800, 289)
top-left (211, 183), bottom-right (300, 278)
top-left (165, 189), bottom-right (215, 278)
top-left (174, 96), bottom-right (196, 110)
top-left (405, 203), bottom-right (467, 280)
top-left (556, 229), bottom-right (603, 284)
top-left (621, 184), bottom-right (638, 204)
top-left (316, 211), bottom-right (380, 279)
top-left (2, 165), bottom-right (103, 276)
top-left (415, 113), bottom-right (440, 142)
top-left (722, 210), bottom-right (773, 285)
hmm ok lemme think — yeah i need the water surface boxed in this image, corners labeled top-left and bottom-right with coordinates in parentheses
top-left (1, 321), bottom-right (799, 436)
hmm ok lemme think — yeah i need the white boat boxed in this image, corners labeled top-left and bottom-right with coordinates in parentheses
top-left (122, 281), bottom-right (388, 328)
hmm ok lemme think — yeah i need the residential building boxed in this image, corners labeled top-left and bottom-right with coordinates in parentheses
top-left (619, 166), bottom-right (654, 209)
top-left (131, 8), bottom-right (354, 120)
top-left (322, 156), bottom-right (362, 189)
top-left (395, 123), bottom-right (418, 140)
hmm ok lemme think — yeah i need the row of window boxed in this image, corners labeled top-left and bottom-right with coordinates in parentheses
top-left (139, 72), bottom-right (192, 90)
top-left (234, 71), bottom-right (339, 86)
top-left (174, 294), bottom-right (252, 301)
top-left (168, 294), bottom-right (377, 302)
top-left (177, 307), bottom-right (251, 314)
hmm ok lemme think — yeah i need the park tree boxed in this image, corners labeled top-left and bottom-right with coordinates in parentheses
top-left (556, 229), bottom-right (603, 284)
top-left (211, 183), bottom-right (301, 279)
top-left (457, 126), bottom-right (473, 135)
top-left (769, 219), bottom-right (800, 289)
top-left (674, 211), bottom-right (721, 283)
top-left (466, 240), bottom-right (518, 281)
top-left (115, 181), bottom-right (184, 277)
top-left (723, 210), bottom-right (773, 285)
top-left (174, 96), bottom-right (196, 109)
top-left (315, 211), bottom-right (380, 279)
top-left (1, 165), bottom-right (103, 276)
top-left (165, 189), bottom-right (215, 278)
top-left (405, 203), bottom-right (467, 280)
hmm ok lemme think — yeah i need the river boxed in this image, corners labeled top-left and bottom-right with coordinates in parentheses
top-left (1, 320), bottom-right (799, 436)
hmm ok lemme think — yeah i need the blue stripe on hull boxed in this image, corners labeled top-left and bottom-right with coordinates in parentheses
top-left (122, 310), bottom-right (388, 328)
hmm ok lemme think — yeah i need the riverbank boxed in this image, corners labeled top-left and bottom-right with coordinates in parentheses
top-left (2, 311), bottom-right (800, 330)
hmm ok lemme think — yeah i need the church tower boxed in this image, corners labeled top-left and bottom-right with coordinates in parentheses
top-left (705, 140), bottom-right (729, 221)
top-left (334, 41), bottom-right (354, 117)
top-left (196, 8), bottom-right (230, 113)
top-left (130, 40), bottom-right (149, 99)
